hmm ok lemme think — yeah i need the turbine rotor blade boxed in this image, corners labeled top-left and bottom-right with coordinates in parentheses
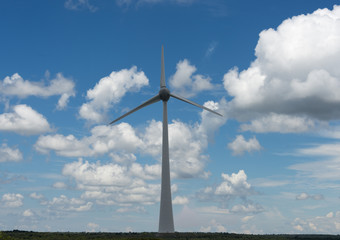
top-left (109, 95), bottom-right (161, 125)
top-left (160, 45), bottom-right (166, 88)
top-left (170, 93), bottom-right (223, 117)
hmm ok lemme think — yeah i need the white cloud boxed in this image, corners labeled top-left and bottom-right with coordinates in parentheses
top-left (142, 118), bottom-right (220, 179)
top-left (292, 212), bottom-right (340, 233)
top-left (64, 0), bottom-right (97, 12)
top-left (240, 113), bottom-right (315, 133)
top-left (35, 123), bottom-right (142, 157)
top-left (197, 170), bottom-right (256, 205)
top-left (87, 222), bottom-right (99, 228)
top-left (168, 120), bottom-right (209, 178)
top-left (297, 142), bottom-right (340, 156)
top-left (215, 170), bottom-right (252, 197)
top-left (0, 104), bottom-right (51, 135)
top-left (205, 41), bottom-right (218, 57)
top-left (53, 182), bottom-right (67, 189)
top-left (30, 192), bottom-right (44, 200)
top-left (116, 0), bottom-right (196, 8)
top-left (293, 224), bottom-right (304, 232)
top-left (296, 193), bottom-right (324, 200)
top-left (36, 99), bottom-right (227, 209)
top-left (196, 206), bottom-right (230, 215)
top-left (0, 143), bottom-right (23, 162)
top-left (36, 112), bottom-right (222, 179)
top-left (23, 209), bottom-right (34, 217)
top-left (79, 66), bottom-right (149, 123)
top-left (62, 159), bottom-right (131, 187)
top-left (242, 215), bottom-right (254, 223)
top-left (49, 111), bottom-right (227, 208)
top-left (228, 135), bottom-right (261, 155)
top-left (289, 142), bottom-right (340, 180)
top-left (200, 219), bottom-right (226, 233)
top-left (199, 226), bottom-right (211, 232)
top-left (231, 203), bottom-right (264, 213)
top-left (116, 206), bottom-right (146, 213)
top-left (289, 157), bottom-right (340, 180)
top-left (197, 99), bottom-right (228, 140)
top-left (87, 222), bottom-right (99, 232)
top-left (223, 5), bottom-right (340, 132)
top-left (0, 73), bottom-right (75, 110)
top-left (173, 196), bottom-right (189, 205)
top-left (63, 159), bottom-right (160, 206)
top-left (1, 193), bottom-right (24, 208)
top-left (169, 59), bottom-right (214, 97)
top-left (45, 194), bottom-right (93, 212)
top-left (251, 178), bottom-right (291, 187)
top-left (129, 163), bottom-right (160, 180)
top-left (35, 134), bottom-right (92, 157)
top-left (60, 157), bottom-right (184, 208)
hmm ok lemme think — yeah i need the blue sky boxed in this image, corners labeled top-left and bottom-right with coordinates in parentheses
top-left (1, 0), bottom-right (340, 234)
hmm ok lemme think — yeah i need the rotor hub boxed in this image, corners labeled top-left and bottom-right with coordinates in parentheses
top-left (159, 88), bottom-right (170, 102)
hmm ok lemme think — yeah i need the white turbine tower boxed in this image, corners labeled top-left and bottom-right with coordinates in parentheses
top-left (109, 46), bottom-right (222, 233)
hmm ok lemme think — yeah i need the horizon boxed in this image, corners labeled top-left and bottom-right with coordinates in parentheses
top-left (1, 0), bottom-right (340, 234)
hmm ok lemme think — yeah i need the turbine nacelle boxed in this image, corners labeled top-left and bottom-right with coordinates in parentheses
top-left (159, 88), bottom-right (170, 102)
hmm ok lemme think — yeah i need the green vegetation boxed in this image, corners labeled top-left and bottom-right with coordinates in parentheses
top-left (0, 231), bottom-right (339, 240)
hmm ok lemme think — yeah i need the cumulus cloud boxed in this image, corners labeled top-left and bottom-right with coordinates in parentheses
top-left (23, 209), bottom-right (34, 217)
top-left (215, 170), bottom-right (252, 197)
top-left (44, 194), bottom-right (93, 212)
top-left (62, 159), bottom-right (131, 187)
top-left (0, 143), bottom-right (23, 162)
top-left (59, 157), bottom-right (180, 208)
top-left (87, 222), bottom-right (100, 232)
top-left (142, 116), bottom-right (224, 178)
top-left (79, 66), bottom-right (149, 123)
top-left (242, 215), bottom-right (254, 223)
top-left (223, 5), bottom-right (340, 132)
top-left (173, 196), bottom-right (189, 205)
top-left (63, 159), bottom-right (161, 206)
top-left (1, 193), bottom-right (24, 208)
top-left (228, 135), bottom-right (261, 155)
top-left (53, 182), bottom-right (67, 189)
top-left (197, 170), bottom-right (257, 207)
top-left (30, 192), bottom-right (44, 200)
top-left (296, 193), bottom-right (324, 200)
top-left (0, 73), bottom-right (75, 110)
top-left (116, 206), bottom-right (146, 213)
top-left (168, 120), bottom-right (209, 178)
top-left (35, 134), bottom-right (92, 157)
top-left (169, 59), bottom-right (214, 97)
top-left (36, 103), bottom-right (225, 179)
top-left (36, 99), bottom-right (226, 207)
top-left (0, 104), bottom-right (51, 135)
top-left (200, 219), bottom-right (226, 233)
top-left (292, 212), bottom-right (340, 233)
top-left (230, 203), bottom-right (264, 214)
top-left (198, 99), bottom-right (228, 140)
top-left (240, 113), bottom-right (315, 133)
top-left (35, 123), bottom-right (142, 157)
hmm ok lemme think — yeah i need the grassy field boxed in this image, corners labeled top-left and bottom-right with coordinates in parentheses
top-left (1, 231), bottom-right (340, 240)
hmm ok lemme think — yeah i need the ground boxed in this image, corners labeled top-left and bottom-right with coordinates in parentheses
top-left (1, 231), bottom-right (340, 240)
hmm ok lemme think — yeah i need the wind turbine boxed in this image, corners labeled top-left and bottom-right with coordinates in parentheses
top-left (109, 46), bottom-right (222, 233)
